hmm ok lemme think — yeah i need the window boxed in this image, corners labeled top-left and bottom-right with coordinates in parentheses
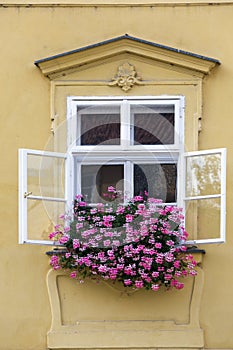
top-left (69, 97), bottom-right (182, 205)
top-left (19, 96), bottom-right (226, 245)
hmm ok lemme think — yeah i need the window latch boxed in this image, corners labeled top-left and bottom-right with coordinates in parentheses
top-left (24, 192), bottom-right (32, 198)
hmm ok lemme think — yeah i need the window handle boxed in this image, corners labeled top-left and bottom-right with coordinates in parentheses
top-left (24, 192), bottom-right (32, 198)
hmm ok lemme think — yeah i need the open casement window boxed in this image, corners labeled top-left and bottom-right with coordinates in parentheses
top-left (183, 148), bottom-right (226, 244)
top-left (68, 97), bottom-right (182, 205)
top-left (19, 149), bottom-right (68, 244)
top-left (18, 98), bottom-right (226, 245)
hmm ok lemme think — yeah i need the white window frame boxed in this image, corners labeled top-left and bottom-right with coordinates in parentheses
top-left (183, 148), bottom-right (226, 244)
top-left (67, 96), bottom-right (183, 153)
top-left (68, 96), bottom-right (183, 204)
top-left (18, 149), bottom-right (68, 245)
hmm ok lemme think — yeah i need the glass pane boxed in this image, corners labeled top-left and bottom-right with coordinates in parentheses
top-left (78, 105), bottom-right (120, 145)
top-left (28, 199), bottom-right (65, 241)
top-left (131, 104), bottom-right (175, 145)
top-left (186, 153), bottom-right (221, 197)
top-left (134, 163), bottom-right (177, 202)
top-left (28, 154), bottom-right (65, 198)
top-left (185, 197), bottom-right (221, 241)
top-left (81, 164), bottom-right (124, 202)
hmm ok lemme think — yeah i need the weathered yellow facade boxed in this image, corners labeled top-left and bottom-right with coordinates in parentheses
top-left (1, 1), bottom-right (233, 350)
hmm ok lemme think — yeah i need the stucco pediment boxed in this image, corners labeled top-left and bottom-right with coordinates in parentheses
top-left (35, 34), bottom-right (220, 81)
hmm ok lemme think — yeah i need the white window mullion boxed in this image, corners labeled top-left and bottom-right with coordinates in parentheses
top-left (75, 156), bottom-right (82, 197)
top-left (121, 100), bottom-right (130, 149)
top-left (125, 160), bottom-right (134, 200)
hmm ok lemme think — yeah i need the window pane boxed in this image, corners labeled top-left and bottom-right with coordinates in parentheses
top-left (131, 104), bottom-right (175, 145)
top-left (186, 153), bottom-right (221, 197)
top-left (185, 197), bottom-right (221, 241)
top-left (28, 154), bottom-right (65, 198)
top-left (134, 163), bottom-right (177, 202)
top-left (28, 199), bottom-right (65, 241)
top-left (78, 105), bottom-right (120, 145)
top-left (81, 164), bottom-right (124, 202)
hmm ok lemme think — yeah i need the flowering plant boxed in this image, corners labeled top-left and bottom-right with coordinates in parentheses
top-left (49, 187), bottom-right (197, 291)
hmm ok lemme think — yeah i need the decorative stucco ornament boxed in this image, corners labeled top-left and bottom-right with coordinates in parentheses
top-left (109, 62), bottom-right (142, 91)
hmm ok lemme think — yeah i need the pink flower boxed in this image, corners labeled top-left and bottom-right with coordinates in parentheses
top-left (49, 231), bottom-right (59, 239)
top-left (175, 271), bottom-right (182, 277)
top-left (51, 192), bottom-right (193, 291)
top-left (103, 240), bottom-right (111, 247)
top-left (151, 284), bottom-right (160, 291)
top-left (70, 271), bottom-right (77, 279)
top-left (180, 245), bottom-right (187, 252)
top-left (73, 239), bottom-right (80, 249)
top-left (103, 221), bottom-right (112, 228)
top-left (59, 235), bottom-right (69, 244)
top-left (126, 214), bottom-right (134, 222)
top-left (124, 265), bottom-right (134, 275)
top-left (116, 206), bottom-right (125, 214)
top-left (76, 222), bottom-right (83, 230)
top-left (164, 274), bottom-right (172, 280)
top-left (165, 253), bottom-right (174, 262)
top-left (98, 265), bottom-right (108, 273)
top-left (173, 260), bottom-right (180, 268)
top-left (152, 271), bottom-right (159, 278)
top-left (50, 255), bottom-right (60, 270)
top-left (124, 279), bottom-right (132, 286)
top-left (135, 280), bottom-right (144, 288)
top-left (166, 240), bottom-right (175, 247)
top-left (133, 195), bottom-right (143, 202)
top-left (175, 282), bottom-right (184, 290)
top-left (155, 242), bottom-right (162, 249)
top-left (75, 194), bottom-right (83, 200)
top-left (50, 255), bottom-right (59, 265)
top-left (156, 254), bottom-right (163, 264)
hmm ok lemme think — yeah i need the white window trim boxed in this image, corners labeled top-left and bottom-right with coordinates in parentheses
top-left (18, 149), bottom-right (68, 245)
top-left (68, 95), bottom-right (183, 205)
top-left (67, 96), bottom-right (183, 153)
top-left (183, 148), bottom-right (227, 244)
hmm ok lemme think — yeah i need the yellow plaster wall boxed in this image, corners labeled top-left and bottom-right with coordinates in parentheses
top-left (1, 3), bottom-right (233, 350)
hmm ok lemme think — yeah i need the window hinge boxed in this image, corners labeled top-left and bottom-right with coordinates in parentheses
top-left (51, 114), bottom-right (58, 135)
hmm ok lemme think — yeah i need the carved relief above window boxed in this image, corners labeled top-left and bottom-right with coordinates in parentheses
top-left (109, 62), bottom-right (143, 91)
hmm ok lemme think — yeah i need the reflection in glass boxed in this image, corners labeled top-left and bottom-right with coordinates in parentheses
top-left (131, 104), bottom-right (175, 145)
top-left (186, 154), bottom-right (221, 197)
top-left (28, 155), bottom-right (65, 198)
top-left (28, 199), bottom-right (65, 241)
top-left (77, 105), bottom-right (120, 145)
top-left (134, 163), bottom-right (177, 202)
top-left (185, 197), bottom-right (221, 241)
top-left (81, 164), bottom-right (124, 202)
